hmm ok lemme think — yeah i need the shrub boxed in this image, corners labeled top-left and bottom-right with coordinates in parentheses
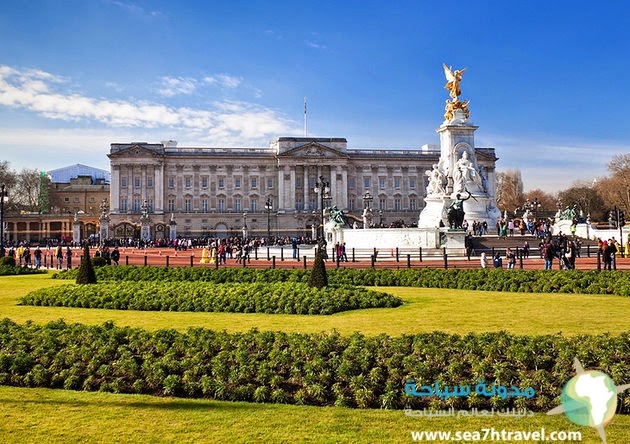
top-left (20, 281), bottom-right (402, 314)
top-left (0, 256), bottom-right (16, 266)
top-left (76, 242), bottom-right (97, 285)
top-left (308, 247), bottom-right (328, 289)
top-left (0, 319), bottom-right (627, 411)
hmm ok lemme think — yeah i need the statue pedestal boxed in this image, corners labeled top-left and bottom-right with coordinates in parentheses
top-left (418, 195), bottom-right (448, 228)
top-left (441, 228), bottom-right (466, 250)
top-left (72, 221), bottom-right (81, 244)
top-left (461, 194), bottom-right (501, 228)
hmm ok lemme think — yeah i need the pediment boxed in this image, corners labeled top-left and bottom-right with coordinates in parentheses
top-left (277, 142), bottom-right (349, 159)
top-left (108, 144), bottom-right (164, 159)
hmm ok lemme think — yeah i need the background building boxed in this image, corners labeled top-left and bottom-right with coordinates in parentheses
top-left (4, 164), bottom-right (109, 245)
top-left (107, 137), bottom-right (498, 241)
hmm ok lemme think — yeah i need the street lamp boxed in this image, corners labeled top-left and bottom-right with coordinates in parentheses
top-left (379, 209), bottom-right (384, 227)
top-left (0, 184), bottom-right (7, 251)
top-left (313, 176), bottom-right (330, 241)
top-left (264, 197), bottom-right (273, 241)
top-left (362, 191), bottom-right (373, 210)
top-left (242, 212), bottom-right (248, 239)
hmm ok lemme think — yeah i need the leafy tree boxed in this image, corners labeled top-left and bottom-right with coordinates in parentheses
top-left (308, 247), bottom-right (328, 289)
top-left (557, 183), bottom-right (605, 221)
top-left (496, 169), bottom-right (524, 214)
top-left (76, 242), bottom-right (97, 285)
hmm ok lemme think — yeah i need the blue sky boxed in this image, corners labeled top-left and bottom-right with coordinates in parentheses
top-left (0, 0), bottom-right (628, 192)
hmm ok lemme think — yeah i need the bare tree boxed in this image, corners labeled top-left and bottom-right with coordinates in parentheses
top-left (496, 169), bottom-right (524, 214)
top-left (595, 154), bottom-right (630, 215)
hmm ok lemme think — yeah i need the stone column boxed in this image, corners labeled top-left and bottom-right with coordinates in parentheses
top-left (110, 166), bottom-right (120, 212)
top-left (72, 213), bottom-right (81, 244)
top-left (303, 166), bottom-right (309, 210)
top-left (277, 167), bottom-right (285, 210)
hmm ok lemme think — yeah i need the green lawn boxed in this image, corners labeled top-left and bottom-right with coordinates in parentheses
top-left (3, 273), bottom-right (630, 336)
top-left (2, 273), bottom-right (630, 443)
top-left (0, 386), bottom-right (627, 444)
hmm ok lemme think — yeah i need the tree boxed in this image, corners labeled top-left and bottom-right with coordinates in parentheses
top-left (521, 189), bottom-right (556, 219)
top-left (308, 247), bottom-right (328, 289)
top-left (76, 242), bottom-right (97, 284)
top-left (495, 169), bottom-right (524, 214)
top-left (594, 154), bottom-right (630, 216)
top-left (557, 183), bottom-right (605, 221)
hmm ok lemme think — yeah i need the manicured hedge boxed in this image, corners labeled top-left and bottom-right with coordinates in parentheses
top-left (0, 265), bottom-right (46, 276)
top-left (20, 282), bottom-right (402, 315)
top-left (54, 266), bottom-right (630, 296)
top-left (0, 319), bottom-right (628, 411)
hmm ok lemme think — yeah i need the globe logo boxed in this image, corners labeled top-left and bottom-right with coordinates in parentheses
top-left (548, 358), bottom-right (630, 444)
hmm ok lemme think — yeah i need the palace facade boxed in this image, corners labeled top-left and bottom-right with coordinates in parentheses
top-left (108, 137), bottom-right (498, 240)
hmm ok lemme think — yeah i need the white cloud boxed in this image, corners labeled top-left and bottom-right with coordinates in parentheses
top-left (203, 74), bottom-right (243, 89)
top-left (0, 65), bottom-right (293, 144)
top-left (158, 76), bottom-right (197, 97)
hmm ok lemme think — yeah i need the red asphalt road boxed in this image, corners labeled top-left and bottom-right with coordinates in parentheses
top-left (38, 247), bottom-right (630, 271)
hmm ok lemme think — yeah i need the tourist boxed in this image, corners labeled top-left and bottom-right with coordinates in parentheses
top-left (602, 240), bottom-right (614, 271)
top-left (111, 246), bottom-right (120, 265)
top-left (522, 241), bottom-right (530, 259)
top-left (34, 246), bottom-right (42, 269)
top-left (542, 240), bottom-right (554, 270)
top-left (493, 252), bottom-right (503, 268)
top-left (506, 248), bottom-right (516, 269)
top-left (55, 244), bottom-right (63, 269)
top-left (480, 252), bottom-right (488, 268)
top-left (65, 246), bottom-right (73, 270)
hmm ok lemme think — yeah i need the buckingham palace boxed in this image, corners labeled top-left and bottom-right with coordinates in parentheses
top-left (107, 136), bottom-right (498, 240)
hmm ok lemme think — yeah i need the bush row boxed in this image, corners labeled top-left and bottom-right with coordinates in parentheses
top-left (0, 265), bottom-right (46, 276)
top-left (54, 266), bottom-right (630, 296)
top-left (20, 282), bottom-right (402, 315)
top-left (0, 319), bottom-right (628, 411)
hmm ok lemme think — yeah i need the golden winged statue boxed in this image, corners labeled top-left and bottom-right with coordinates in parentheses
top-left (442, 63), bottom-right (467, 100)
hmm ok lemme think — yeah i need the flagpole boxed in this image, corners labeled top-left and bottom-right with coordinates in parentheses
top-left (304, 96), bottom-right (307, 137)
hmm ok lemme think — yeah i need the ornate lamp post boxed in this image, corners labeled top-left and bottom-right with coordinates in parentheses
top-left (242, 212), bottom-right (248, 239)
top-left (362, 191), bottom-right (373, 229)
top-left (313, 176), bottom-right (330, 241)
top-left (264, 197), bottom-right (273, 241)
top-left (139, 199), bottom-right (151, 242)
top-left (379, 209), bottom-right (384, 227)
top-left (0, 184), bottom-right (7, 250)
top-left (99, 199), bottom-right (110, 244)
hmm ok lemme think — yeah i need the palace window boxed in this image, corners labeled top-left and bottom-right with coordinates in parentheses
top-left (120, 200), bottom-right (127, 213)
top-left (201, 176), bottom-right (208, 189)
top-left (235, 177), bottom-right (241, 189)
top-left (379, 177), bottom-right (386, 190)
top-left (363, 177), bottom-right (371, 189)
top-left (394, 177), bottom-right (401, 189)
top-left (379, 198), bottom-right (386, 210)
top-left (251, 199), bottom-right (258, 211)
top-left (348, 178), bottom-right (355, 189)
top-left (167, 199), bottom-right (175, 212)
top-left (266, 178), bottom-right (273, 189)
top-left (201, 199), bottom-right (208, 213)
top-left (132, 199), bottom-right (141, 212)
top-left (121, 177), bottom-right (127, 188)
top-left (409, 177), bottom-right (416, 189)
top-left (235, 198), bottom-right (241, 212)
top-left (295, 199), bottom-right (303, 211)
top-left (185, 177), bottom-right (192, 189)
top-left (184, 198), bottom-right (192, 212)
top-left (410, 197), bottom-right (417, 211)
top-left (218, 178), bottom-right (225, 189)
top-left (251, 177), bottom-right (258, 189)
top-left (394, 198), bottom-right (401, 211)
top-left (218, 198), bottom-right (225, 212)
top-left (134, 177), bottom-right (140, 188)
top-left (147, 177), bottom-right (153, 188)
